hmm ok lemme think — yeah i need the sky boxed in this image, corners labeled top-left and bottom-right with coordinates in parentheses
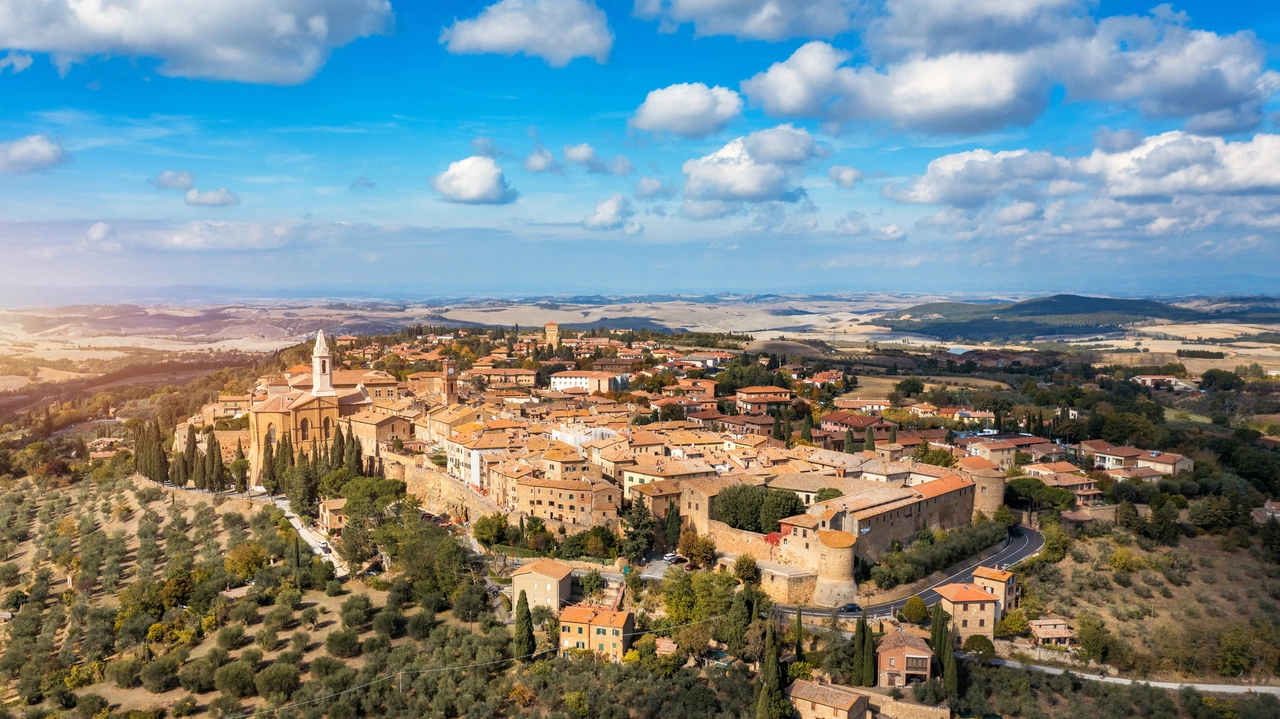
top-left (1, 0), bottom-right (1280, 298)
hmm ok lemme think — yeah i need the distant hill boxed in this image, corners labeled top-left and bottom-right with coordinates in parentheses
top-left (877, 294), bottom-right (1210, 342)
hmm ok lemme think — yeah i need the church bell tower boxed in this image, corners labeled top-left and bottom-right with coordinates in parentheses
top-left (311, 330), bottom-right (336, 397)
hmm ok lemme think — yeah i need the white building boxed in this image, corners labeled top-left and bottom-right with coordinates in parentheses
top-left (549, 371), bottom-right (628, 394)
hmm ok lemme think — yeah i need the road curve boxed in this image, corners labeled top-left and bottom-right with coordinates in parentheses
top-left (776, 525), bottom-right (1045, 618)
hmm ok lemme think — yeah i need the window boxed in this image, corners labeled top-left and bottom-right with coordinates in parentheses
top-left (577, 627), bottom-right (583, 634)
top-left (562, 626), bottom-right (569, 633)
top-left (889, 657), bottom-right (896, 666)
top-left (962, 619), bottom-right (969, 628)
top-left (979, 619), bottom-right (985, 627)
top-left (613, 629), bottom-right (620, 636)
top-left (300, 418), bottom-right (310, 442)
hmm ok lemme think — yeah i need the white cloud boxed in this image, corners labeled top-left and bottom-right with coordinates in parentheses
top-left (564, 143), bottom-right (633, 175)
top-left (884, 148), bottom-right (1071, 207)
top-left (747, 200), bottom-right (818, 234)
top-left (0, 134), bottom-right (69, 173)
top-left (0, 0), bottom-right (393, 84)
top-left (0, 51), bottom-right (32, 74)
top-left (891, 130), bottom-right (1280, 245)
top-left (184, 188), bottom-right (241, 207)
top-left (149, 170), bottom-right (195, 190)
top-left (679, 124), bottom-right (825, 219)
top-left (742, 41), bottom-right (1049, 134)
top-left (635, 177), bottom-right (677, 200)
top-left (584, 193), bottom-right (641, 233)
top-left (835, 210), bottom-right (868, 235)
top-left (874, 223), bottom-right (905, 241)
top-left (440, 0), bottom-right (612, 67)
top-left (633, 0), bottom-right (860, 41)
top-left (829, 165), bottom-right (863, 188)
top-left (631, 83), bottom-right (742, 138)
top-left (741, 7), bottom-right (1280, 134)
top-left (78, 221), bottom-right (121, 253)
top-left (431, 156), bottom-right (519, 204)
top-left (523, 147), bottom-right (561, 173)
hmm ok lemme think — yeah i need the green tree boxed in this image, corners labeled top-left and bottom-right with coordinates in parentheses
top-left (851, 613), bottom-right (866, 685)
top-left (865, 428), bottom-right (875, 451)
top-left (901, 595), bottom-right (928, 624)
top-left (800, 414), bottom-right (813, 443)
top-left (231, 440), bottom-right (249, 493)
top-left (622, 500), bottom-right (655, 563)
top-left (472, 513), bottom-right (509, 547)
top-left (860, 612), bottom-right (875, 687)
top-left (843, 429), bottom-right (855, 454)
top-left (579, 569), bottom-right (605, 597)
top-left (734, 554), bottom-right (760, 584)
top-left (815, 487), bottom-right (842, 503)
top-left (963, 634), bottom-right (995, 663)
top-left (664, 501), bottom-right (681, 549)
top-left (771, 414), bottom-right (783, 441)
top-left (794, 607), bottom-right (804, 661)
top-left (512, 590), bottom-right (536, 661)
top-left (759, 490), bottom-right (806, 534)
top-left (754, 621), bottom-right (792, 719)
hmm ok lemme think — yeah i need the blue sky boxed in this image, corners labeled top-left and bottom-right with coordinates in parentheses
top-left (1, 0), bottom-right (1279, 297)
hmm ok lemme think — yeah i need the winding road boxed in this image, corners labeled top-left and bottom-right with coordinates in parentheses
top-left (775, 525), bottom-right (1045, 619)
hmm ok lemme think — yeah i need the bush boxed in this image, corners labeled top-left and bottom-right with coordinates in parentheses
top-left (216, 624), bottom-right (245, 649)
top-left (179, 658), bottom-right (217, 693)
top-left (325, 579), bottom-right (343, 596)
top-left (264, 605), bottom-right (293, 631)
top-left (140, 654), bottom-right (181, 693)
top-left (0, 563), bottom-right (19, 585)
top-left (901, 595), bottom-right (928, 624)
top-left (106, 657), bottom-right (142, 688)
top-left (407, 611), bottom-right (435, 639)
top-left (963, 635), bottom-right (996, 663)
top-left (254, 663), bottom-right (300, 701)
top-left (213, 661), bottom-right (256, 698)
top-left (325, 628), bottom-right (362, 658)
top-left (172, 695), bottom-right (199, 718)
top-left (76, 694), bottom-right (108, 719)
top-left (255, 627), bottom-right (277, 651)
top-left (340, 593), bottom-right (372, 628)
top-left (372, 608), bottom-right (403, 637)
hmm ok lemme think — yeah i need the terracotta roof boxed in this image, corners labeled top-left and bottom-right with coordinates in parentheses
top-left (913, 474), bottom-right (973, 500)
top-left (935, 583), bottom-right (997, 604)
top-left (785, 680), bottom-right (863, 711)
top-left (559, 605), bottom-right (630, 628)
top-left (972, 566), bottom-right (1014, 582)
top-left (956, 456), bottom-right (1000, 472)
top-left (818, 530), bottom-right (856, 548)
top-left (780, 514), bottom-right (819, 529)
top-left (513, 559), bottom-right (574, 581)
top-left (735, 386), bottom-right (793, 395)
top-left (874, 629), bottom-right (933, 654)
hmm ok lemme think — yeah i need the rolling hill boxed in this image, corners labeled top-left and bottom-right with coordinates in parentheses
top-left (877, 294), bottom-right (1211, 341)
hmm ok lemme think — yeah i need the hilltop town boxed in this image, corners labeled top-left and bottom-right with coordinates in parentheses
top-left (2, 318), bottom-right (1280, 719)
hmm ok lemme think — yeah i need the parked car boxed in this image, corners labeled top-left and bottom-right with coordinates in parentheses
top-left (318, 540), bottom-right (329, 550)
top-left (684, 563), bottom-right (700, 572)
top-left (663, 553), bottom-right (678, 563)
top-left (838, 603), bottom-right (862, 614)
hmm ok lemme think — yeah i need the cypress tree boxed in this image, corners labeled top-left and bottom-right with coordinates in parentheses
top-left (168, 453), bottom-right (184, 486)
top-left (344, 432), bottom-right (361, 475)
top-left (865, 428), bottom-right (875, 451)
top-left (771, 414), bottom-right (783, 441)
top-left (888, 426), bottom-right (897, 444)
top-left (275, 434), bottom-right (292, 481)
top-left (184, 428), bottom-right (198, 476)
top-left (664, 500), bottom-right (681, 549)
top-left (261, 443), bottom-right (278, 497)
top-left (851, 614), bottom-right (866, 685)
top-left (754, 621), bottom-right (791, 719)
top-left (800, 415), bottom-right (813, 443)
top-left (192, 447), bottom-right (207, 491)
top-left (330, 425), bottom-right (345, 475)
top-left (941, 630), bottom-right (957, 694)
top-left (233, 440), bottom-right (247, 493)
top-left (783, 415), bottom-right (792, 445)
top-left (843, 429), bottom-right (855, 454)
top-left (513, 590), bottom-right (536, 661)
top-left (794, 607), bottom-right (803, 662)
top-left (861, 611), bottom-right (875, 686)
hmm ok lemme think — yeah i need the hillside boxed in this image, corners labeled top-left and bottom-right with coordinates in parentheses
top-left (876, 295), bottom-right (1211, 342)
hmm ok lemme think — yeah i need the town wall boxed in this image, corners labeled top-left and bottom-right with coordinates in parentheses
top-left (856, 536), bottom-right (1010, 606)
top-left (705, 519), bottom-right (786, 564)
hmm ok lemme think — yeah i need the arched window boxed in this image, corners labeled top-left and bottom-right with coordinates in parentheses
top-left (266, 424), bottom-right (277, 446)
top-left (300, 418), bottom-right (310, 442)
top-left (323, 417), bottom-right (332, 441)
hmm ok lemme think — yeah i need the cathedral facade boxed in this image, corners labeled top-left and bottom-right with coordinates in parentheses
top-left (247, 331), bottom-right (343, 484)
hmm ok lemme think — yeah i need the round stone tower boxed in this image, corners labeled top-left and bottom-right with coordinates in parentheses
top-left (970, 468), bottom-right (1007, 521)
top-left (811, 530), bottom-right (858, 608)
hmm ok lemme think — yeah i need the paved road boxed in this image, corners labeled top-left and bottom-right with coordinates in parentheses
top-left (986, 656), bottom-right (1280, 696)
top-left (775, 525), bottom-right (1044, 619)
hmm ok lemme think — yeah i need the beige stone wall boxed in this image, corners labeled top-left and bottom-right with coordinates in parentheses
top-left (705, 520), bottom-right (784, 563)
top-left (760, 570), bottom-right (816, 605)
top-left (970, 473), bottom-right (1005, 521)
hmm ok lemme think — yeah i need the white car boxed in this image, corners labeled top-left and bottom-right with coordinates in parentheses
top-left (663, 553), bottom-right (678, 563)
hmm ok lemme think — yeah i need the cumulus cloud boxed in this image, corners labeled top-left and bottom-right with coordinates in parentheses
top-left (431, 156), bottom-right (519, 204)
top-left (184, 188), bottom-right (241, 207)
top-left (0, 134), bottom-right (69, 173)
top-left (523, 147), bottom-right (561, 173)
top-left (747, 199), bottom-right (818, 234)
top-left (1092, 127), bottom-right (1143, 153)
top-left (633, 0), bottom-right (860, 41)
top-left (835, 210), bottom-right (868, 235)
top-left (78, 221), bottom-right (121, 253)
top-left (631, 83), bottom-right (742, 138)
top-left (149, 170), bottom-right (195, 190)
top-left (440, 0), bottom-right (612, 67)
top-left (829, 165), bottom-right (863, 188)
top-left (0, 0), bottom-right (393, 84)
top-left (635, 177), bottom-right (677, 200)
top-left (680, 122), bottom-right (829, 218)
top-left (891, 130), bottom-right (1280, 246)
top-left (741, 6), bottom-right (1280, 134)
top-left (564, 143), bottom-right (633, 175)
top-left (679, 124), bottom-right (825, 219)
top-left (584, 193), bottom-right (641, 233)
